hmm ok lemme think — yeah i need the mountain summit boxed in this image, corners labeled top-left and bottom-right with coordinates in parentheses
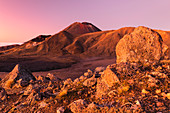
top-left (64, 22), bottom-right (101, 36)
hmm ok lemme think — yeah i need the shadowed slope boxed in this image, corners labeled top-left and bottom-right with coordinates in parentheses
top-left (65, 27), bottom-right (135, 56)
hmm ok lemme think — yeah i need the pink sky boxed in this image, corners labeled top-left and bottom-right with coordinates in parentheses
top-left (0, 0), bottom-right (170, 43)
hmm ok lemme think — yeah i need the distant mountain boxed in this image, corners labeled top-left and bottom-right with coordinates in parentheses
top-left (64, 22), bottom-right (101, 37)
top-left (0, 22), bottom-right (170, 72)
top-left (0, 44), bottom-right (20, 51)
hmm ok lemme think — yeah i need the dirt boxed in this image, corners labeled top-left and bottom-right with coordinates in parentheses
top-left (0, 57), bottom-right (116, 80)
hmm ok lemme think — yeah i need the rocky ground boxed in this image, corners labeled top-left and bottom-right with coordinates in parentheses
top-left (0, 26), bottom-right (170, 113)
top-left (0, 60), bottom-right (169, 113)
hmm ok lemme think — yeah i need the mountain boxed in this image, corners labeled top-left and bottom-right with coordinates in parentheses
top-left (0, 22), bottom-right (170, 72)
top-left (64, 22), bottom-right (101, 37)
top-left (0, 44), bottom-right (20, 51)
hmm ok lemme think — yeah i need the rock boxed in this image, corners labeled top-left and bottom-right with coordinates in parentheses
top-left (87, 102), bottom-right (100, 109)
top-left (57, 106), bottom-right (65, 113)
top-left (166, 93), bottom-right (170, 99)
top-left (96, 77), bottom-right (110, 98)
top-left (95, 67), bottom-right (105, 73)
top-left (58, 89), bottom-right (68, 97)
top-left (64, 78), bottom-right (72, 86)
top-left (68, 99), bottom-right (87, 113)
top-left (96, 68), bottom-right (120, 97)
top-left (116, 26), bottom-right (169, 63)
top-left (23, 84), bottom-right (33, 95)
top-left (0, 87), bottom-right (7, 101)
top-left (83, 77), bottom-right (97, 87)
top-left (101, 68), bottom-right (119, 87)
top-left (46, 73), bottom-right (61, 81)
top-left (84, 69), bottom-right (93, 78)
top-left (1, 64), bottom-right (36, 88)
top-left (73, 78), bottom-right (80, 84)
top-left (108, 90), bottom-right (117, 97)
top-left (79, 75), bottom-right (87, 81)
top-left (156, 102), bottom-right (164, 107)
top-left (39, 101), bottom-right (48, 108)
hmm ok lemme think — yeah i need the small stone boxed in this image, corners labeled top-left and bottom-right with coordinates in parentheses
top-left (142, 89), bottom-right (149, 94)
top-left (108, 90), bottom-right (117, 97)
top-left (83, 77), bottom-right (97, 87)
top-left (57, 106), bottom-right (65, 113)
top-left (73, 78), bottom-right (80, 84)
top-left (64, 78), bottom-right (72, 86)
top-left (156, 102), bottom-right (164, 107)
top-left (39, 101), bottom-right (48, 108)
top-left (46, 73), bottom-right (61, 81)
top-left (79, 75), bottom-right (87, 81)
top-left (0, 87), bottom-right (7, 101)
top-left (68, 99), bottom-right (87, 113)
top-left (95, 67), bottom-right (105, 73)
top-left (166, 93), bottom-right (170, 99)
top-left (155, 89), bottom-right (161, 94)
top-left (77, 90), bottom-right (82, 95)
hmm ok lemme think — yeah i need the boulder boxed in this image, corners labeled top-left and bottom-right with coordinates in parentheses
top-left (101, 68), bottom-right (119, 87)
top-left (116, 26), bottom-right (169, 63)
top-left (96, 68), bottom-right (119, 97)
top-left (1, 64), bottom-right (36, 88)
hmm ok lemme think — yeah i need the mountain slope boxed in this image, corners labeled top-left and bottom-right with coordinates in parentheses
top-left (64, 22), bottom-right (101, 37)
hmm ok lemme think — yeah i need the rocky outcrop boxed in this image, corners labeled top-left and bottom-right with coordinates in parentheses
top-left (116, 26), bottom-right (169, 63)
top-left (1, 64), bottom-right (36, 88)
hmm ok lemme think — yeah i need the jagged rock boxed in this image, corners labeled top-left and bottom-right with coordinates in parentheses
top-left (46, 73), bottom-right (61, 81)
top-left (1, 64), bottom-right (36, 88)
top-left (57, 106), bottom-right (65, 113)
top-left (64, 78), bottom-right (72, 86)
top-left (39, 101), bottom-right (48, 109)
top-left (23, 84), bottom-right (33, 95)
top-left (79, 75), bottom-right (87, 81)
top-left (116, 26), bottom-right (169, 63)
top-left (96, 68), bottom-right (119, 97)
top-left (84, 69), bottom-right (93, 78)
top-left (73, 78), bottom-right (80, 84)
top-left (82, 102), bottom-right (114, 113)
top-left (101, 68), bottom-right (119, 87)
top-left (83, 77), bottom-right (97, 87)
top-left (68, 99), bottom-right (87, 113)
top-left (0, 87), bottom-right (6, 101)
top-left (95, 67), bottom-right (105, 73)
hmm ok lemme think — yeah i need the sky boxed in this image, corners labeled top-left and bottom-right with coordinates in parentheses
top-left (0, 0), bottom-right (170, 44)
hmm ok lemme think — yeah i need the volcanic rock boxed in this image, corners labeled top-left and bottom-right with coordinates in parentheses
top-left (1, 64), bottom-right (36, 88)
top-left (101, 68), bottom-right (119, 87)
top-left (116, 26), bottom-right (169, 63)
top-left (83, 77), bottom-right (97, 87)
top-left (57, 106), bottom-right (65, 113)
top-left (0, 87), bottom-right (7, 101)
top-left (68, 99), bottom-right (87, 113)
